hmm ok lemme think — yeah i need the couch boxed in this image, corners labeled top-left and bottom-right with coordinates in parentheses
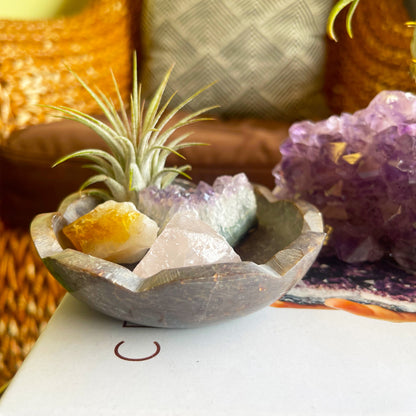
top-left (1, 0), bottom-right (415, 388)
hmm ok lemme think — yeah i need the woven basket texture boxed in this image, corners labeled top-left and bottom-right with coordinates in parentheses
top-left (324, 0), bottom-right (415, 114)
top-left (0, 219), bottom-right (66, 388)
top-left (0, 0), bottom-right (141, 390)
top-left (0, 0), bottom-right (139, 141)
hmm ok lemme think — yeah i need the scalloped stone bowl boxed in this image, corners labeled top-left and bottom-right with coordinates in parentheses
top-left (30, 186), bottom-right (325, 328)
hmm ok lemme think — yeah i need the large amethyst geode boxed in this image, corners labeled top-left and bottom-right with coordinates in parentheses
top-left (273, 90), bottom-right (416, 270)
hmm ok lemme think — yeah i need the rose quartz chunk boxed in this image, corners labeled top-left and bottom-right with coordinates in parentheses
top-left (133, 211), bottom-right (241, 279)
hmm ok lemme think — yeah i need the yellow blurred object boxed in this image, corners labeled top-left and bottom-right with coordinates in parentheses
top-left (324, 0), bottom-right (416, 114)
top-left (0, 0), bottom-right (90, 20)
top-left (0, 0), bottom-right (138, 140)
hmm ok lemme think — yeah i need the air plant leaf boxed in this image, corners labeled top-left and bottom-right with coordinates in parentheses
top-left (152, 166), bottom-right (192, 188)
top-left (53, 149), bottom-right (126, 185)
top-left (45, 105), bottom-right (126, 162)
top-left (327, 0), bottom-right (360, 41)
top-left (50, 53), bottom-right (215, 208)
top-left (80, 175), bottom-right (128, 202)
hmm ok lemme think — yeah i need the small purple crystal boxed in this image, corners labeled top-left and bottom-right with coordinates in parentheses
top-left (273, 91), bottom-right (416, 269)
top-left (138, 173), bottom-right (257, 246)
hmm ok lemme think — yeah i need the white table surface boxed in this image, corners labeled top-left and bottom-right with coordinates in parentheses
top-left (1, 294), bottom-right (416, 416)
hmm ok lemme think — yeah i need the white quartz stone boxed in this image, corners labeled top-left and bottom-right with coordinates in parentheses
top-left (133, 211), bottom-right (241, 278)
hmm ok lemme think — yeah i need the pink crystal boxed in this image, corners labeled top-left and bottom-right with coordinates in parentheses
top-left (273, 91), bottom-right (416, 269)
top-left (133, 211), bottom-right (241, 279)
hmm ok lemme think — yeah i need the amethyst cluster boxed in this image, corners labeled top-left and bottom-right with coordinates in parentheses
top-left (138, 173), bottom-right (257, 247)
top-left (273, 90), bottom-right (416, 270)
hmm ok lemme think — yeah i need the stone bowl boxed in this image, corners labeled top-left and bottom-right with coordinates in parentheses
top-left (30, 186), bottom-right (325, 328)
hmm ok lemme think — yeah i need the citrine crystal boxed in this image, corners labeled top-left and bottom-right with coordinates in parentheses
top-left (63, 200), bottom-right (159, 264)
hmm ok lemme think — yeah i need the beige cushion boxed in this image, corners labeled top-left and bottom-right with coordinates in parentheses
top-left (141, 0), bottom-right (332, 121)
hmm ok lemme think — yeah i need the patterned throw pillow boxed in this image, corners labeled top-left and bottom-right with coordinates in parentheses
top-left (141, 0), bottom-right (332, 121)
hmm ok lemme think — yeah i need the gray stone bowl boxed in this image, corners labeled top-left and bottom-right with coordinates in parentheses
top-left (30, 186), bottom-right (325, 328)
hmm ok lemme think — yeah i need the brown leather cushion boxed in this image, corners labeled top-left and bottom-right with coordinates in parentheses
top-left (0, 117), bottom-right (289, 228)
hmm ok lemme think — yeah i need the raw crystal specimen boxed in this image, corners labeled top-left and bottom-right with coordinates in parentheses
top-left (137, 173), bottom-right (257, 246)
top-left (63, 200), bottom-right (159, 264)
top-left (282, 256), bottom-right (416, 313)
top-left (133, 211), bottom-right (241, 279)
top-left (273, 90), bottom-right (416, 269)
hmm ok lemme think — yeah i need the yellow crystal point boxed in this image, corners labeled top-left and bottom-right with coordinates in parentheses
top-left (63, 200), bottom-right (159, 264)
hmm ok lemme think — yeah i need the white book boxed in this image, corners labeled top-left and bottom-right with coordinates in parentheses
top-left (1, 295), bottom-right (416, 416)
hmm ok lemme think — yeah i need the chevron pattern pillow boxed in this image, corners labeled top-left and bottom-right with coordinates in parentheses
top-left (141, 0), bottom-right (332, 121)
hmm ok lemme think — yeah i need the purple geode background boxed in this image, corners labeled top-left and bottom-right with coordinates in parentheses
top-left (273, 90), bottom-right (416, 270)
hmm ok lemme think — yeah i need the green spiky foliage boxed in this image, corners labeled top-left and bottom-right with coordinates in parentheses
top-left (50, 54), bottom-right (217, 208)
top-left (327, 0), bottom-right (361, 41)
top-left (327, 1), bottom-right (416, 82)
